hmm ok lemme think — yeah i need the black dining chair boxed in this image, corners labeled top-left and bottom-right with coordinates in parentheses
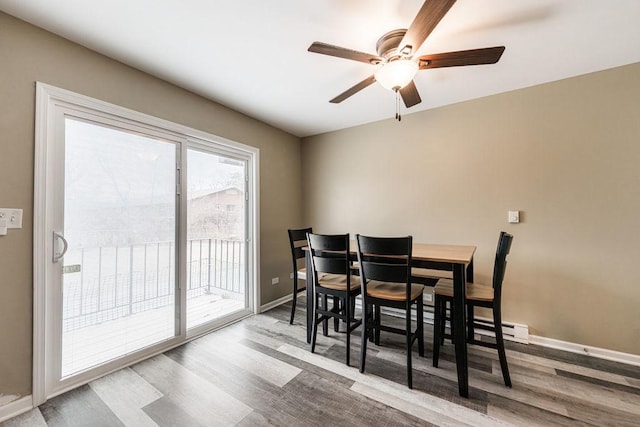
top-left (432, 231), bottom-right (514, 387)
top-left (288, 227), bottom-right (312, 324)
top-left (355, 234), bottom-right (424, 389)
top-left (307, 232), bottom-right (362, 365)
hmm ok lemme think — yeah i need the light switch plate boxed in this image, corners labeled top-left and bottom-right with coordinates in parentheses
top-left (508, 210), bottom-right (520, 223)
top-left (0, 208), bottom-right (23, 229)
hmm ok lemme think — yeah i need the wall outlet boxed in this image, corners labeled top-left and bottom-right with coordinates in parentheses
top-left (271, 277), bottom-right (280, 285)
top-left (424, 293), bottom-right (433, 303)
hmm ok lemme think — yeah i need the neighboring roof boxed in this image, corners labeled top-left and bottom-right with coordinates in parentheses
top-left (190, 187), bottom-right (243, 201)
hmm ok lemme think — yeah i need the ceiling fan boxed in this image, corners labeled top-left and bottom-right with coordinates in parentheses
top-left (308, 0), bottom-right (505, 119)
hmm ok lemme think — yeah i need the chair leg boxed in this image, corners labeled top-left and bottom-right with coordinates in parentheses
top-left (406, 303), bottom-right (413, 389)
top-left (334, 296), bottom-right (340, 332)
top-left (345, 295), bottom-right (351, 366)
top-left (433, 295), bottom-right (442, 368)
top-left (322, 294), bottom-right (329, 336)
top-left (493, 305), bottom-right (512, 387)
top-left (310, 290), bottom-right (319, 354)
top-left (368, 303), bottom-right (375, 343)
top-left (289, 277), bottom-right (297, 325)
top-left (351, 296), bottom-right (356, 318)
top-left (374, 304), bottom-right (381, 345)
top-left (467, 302), bottom-right (475, 343)
top-left (417, 297), bottom-right (424, 357)
top-left (441, 299), bottom-right (448, 345)
top-left (360, 303), bottom-right (370, 373)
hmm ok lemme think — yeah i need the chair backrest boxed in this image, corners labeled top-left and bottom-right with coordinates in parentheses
top-left (492, 231), bottom-right (514, 302)
top-left (288, 227), bottom-right (312, 273)
top-left (306, 233), bottom-right (352, 287)
top-left (356, 234), bottom-right (413, 298)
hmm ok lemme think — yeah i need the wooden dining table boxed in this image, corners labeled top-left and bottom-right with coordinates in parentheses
top-left (304, 241), bottom-right (476, 397)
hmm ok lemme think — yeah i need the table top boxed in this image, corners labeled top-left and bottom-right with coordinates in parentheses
top-left (305, 241), bottom-right (476, 265)
top-left (410, 243), bottom-right (476, 264)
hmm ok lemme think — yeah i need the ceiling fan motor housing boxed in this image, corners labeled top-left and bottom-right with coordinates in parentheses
top-left (376, 29), bottom-right (408, 61)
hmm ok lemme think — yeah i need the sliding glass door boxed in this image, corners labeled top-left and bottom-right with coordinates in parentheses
top-left (35, 83), bottom-right (257, 403)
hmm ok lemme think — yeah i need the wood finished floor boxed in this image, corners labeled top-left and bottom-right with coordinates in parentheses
top-left (4, 301), bottom-right (640, 426)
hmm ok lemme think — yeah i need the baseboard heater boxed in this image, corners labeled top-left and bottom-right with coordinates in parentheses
top-left (356, 300), bottom-right (529, 344)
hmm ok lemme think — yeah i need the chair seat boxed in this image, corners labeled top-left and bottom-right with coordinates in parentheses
top-left (433, 280), bottom-right (494, 302)
top-left (317, 273), bottom-right (360, 291)
top-left (367, 280), bottom-right (424, 301)
top-left (296, 267), bottom-right (307, 280)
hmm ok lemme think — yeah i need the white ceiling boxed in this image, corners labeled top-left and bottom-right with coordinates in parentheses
top-left (1, 0), bottom-right (639, 137)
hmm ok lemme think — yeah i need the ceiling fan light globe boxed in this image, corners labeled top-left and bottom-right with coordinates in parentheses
top-left (375, 60), bottom-right (418, 91)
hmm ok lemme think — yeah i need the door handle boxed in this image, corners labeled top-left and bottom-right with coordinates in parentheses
top-left (53, 231), bottom-right (68, 263)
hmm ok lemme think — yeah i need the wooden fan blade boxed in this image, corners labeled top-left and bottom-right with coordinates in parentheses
top-left (419, 46), bottom-right (506, 69)
top-left (400, 81), bottom-right (422, 108)
top-left (308, 42), bottom-right (382, 65)
top-left (399, 0), bottom-right (457, 55)
top-left (330, 75), bottom-right (377, 103)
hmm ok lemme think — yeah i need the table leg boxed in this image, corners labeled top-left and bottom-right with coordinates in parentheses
top-left (465, 258), bottom-right (475, 343)
top-left (453, 263), bottom-right (469, 397)
top-left (466, 258), bottom-right (474, 282)
top-left (306, 250), bottom-right (313, 344)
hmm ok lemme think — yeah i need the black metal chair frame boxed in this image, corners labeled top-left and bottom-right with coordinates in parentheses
top-left (307, 232), bottom-right (362, 366)
top-left (433, 231), bottom-right (514, 387)
top-left (356, 234), bottom-right (424, 389)
top-left (288, 228), bottom-right (312, 325)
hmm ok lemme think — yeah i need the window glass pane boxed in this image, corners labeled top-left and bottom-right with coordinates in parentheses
top-left (62, 117), bottom-right (176, 376)
top-left (186, 149), bottom-right (246, 329)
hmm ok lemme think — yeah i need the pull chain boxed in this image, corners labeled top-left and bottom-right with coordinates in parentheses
top-left (395, 89), bottom-right (402, 122)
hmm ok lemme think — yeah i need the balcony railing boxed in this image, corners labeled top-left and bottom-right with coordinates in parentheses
top-left (62, 238), bottom-right (245, 332)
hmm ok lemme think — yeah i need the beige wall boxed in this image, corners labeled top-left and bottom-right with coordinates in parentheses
top-left (302, 62), bottom-right (640, 356)
top-left (0, 12), bottom-right (301, 399)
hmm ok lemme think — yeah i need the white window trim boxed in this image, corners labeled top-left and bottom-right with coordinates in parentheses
top-left (33, 82), bottom-right (260, 405)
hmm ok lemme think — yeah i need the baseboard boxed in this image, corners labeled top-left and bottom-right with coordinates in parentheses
top-left (529, 335), bottom-right (640, 367)
top-left (0, 395), bottom-right (33, 423)
top-left (260, 293), bottom-right (293, 313)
